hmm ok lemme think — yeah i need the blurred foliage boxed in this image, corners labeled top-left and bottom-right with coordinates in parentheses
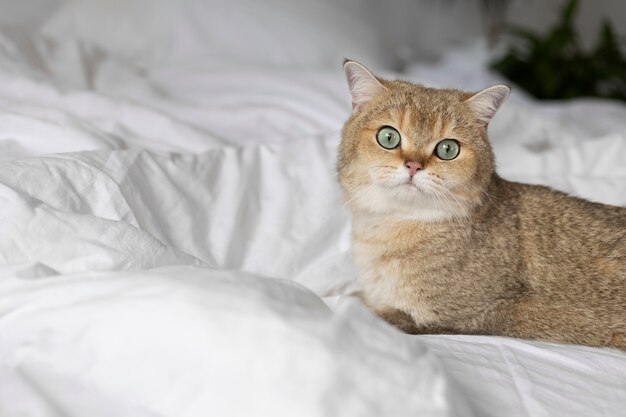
top-left (491, 0), bottom-right (626, 101)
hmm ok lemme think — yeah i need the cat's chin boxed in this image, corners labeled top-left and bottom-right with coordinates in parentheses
top-left (347, 184), bottom-right (471, 223)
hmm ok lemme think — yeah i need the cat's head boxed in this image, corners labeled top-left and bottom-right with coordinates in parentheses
top-left (338, 60), bottom-right (509, 222)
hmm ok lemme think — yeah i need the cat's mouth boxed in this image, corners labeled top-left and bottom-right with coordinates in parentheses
top-left (390, 181), bottom-right (429, 198)
top-left (399, 177), bottom-right (426, 190)
top-left (399, 182), bottom-right (419, 191)
top-left (389, 177), bottom-right (453, 203)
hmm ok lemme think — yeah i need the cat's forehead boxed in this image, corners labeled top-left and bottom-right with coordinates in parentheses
top-left (385, 83), bottom-right (466, 116)
top-left (369, 84), bottom-right (469, 141)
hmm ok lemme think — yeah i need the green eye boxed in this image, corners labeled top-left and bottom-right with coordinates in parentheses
top-left (376, 126), bottom-right (401, 149)
top-left (435, 139), bottom-right (460, 160)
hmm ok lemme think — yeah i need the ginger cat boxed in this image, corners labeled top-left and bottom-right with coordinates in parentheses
top-left (338, 60), bottom-right (626, 350)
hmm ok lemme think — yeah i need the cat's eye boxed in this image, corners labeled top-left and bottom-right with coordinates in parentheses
top-left (435, 139), bottom-right (460, 160)
top-left (376, 126), bottom-right (401, 150)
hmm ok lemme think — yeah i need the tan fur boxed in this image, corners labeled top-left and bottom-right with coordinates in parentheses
top-left (339, 63), bottom-right (626, 350)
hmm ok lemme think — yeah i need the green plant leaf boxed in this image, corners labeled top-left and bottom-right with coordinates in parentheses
top-left (490, 0), bottom-right (626, 102)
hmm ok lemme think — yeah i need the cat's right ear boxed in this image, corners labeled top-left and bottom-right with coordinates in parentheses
top-left (343, 60), bottom-right (386, 113)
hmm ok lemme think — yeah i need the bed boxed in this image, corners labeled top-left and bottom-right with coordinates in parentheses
top-left (1, 1), bottom-right (625, 416)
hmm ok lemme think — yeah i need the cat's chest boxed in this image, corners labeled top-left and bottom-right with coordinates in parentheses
top-left (351, 223), bottom-right (451, 311)
top-left (353, 239), bottom-right (430, 288)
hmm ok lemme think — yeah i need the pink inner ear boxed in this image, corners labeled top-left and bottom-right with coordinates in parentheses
top-left (465, 85), bottom-right (511, 125)
top-left (344, 61), bottom-right (386, 111)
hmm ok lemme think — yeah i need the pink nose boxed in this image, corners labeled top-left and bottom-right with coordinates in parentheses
top-left (405, 161), bottom-right (422, 177)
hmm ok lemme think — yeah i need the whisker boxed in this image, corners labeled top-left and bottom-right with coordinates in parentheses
top-left (426, 182), bottom-right (472, 236)
top-left (437, 177), bottom-right (504, 213)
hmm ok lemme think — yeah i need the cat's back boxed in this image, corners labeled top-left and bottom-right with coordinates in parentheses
top-left (494, 178), bottom-right (626, 290)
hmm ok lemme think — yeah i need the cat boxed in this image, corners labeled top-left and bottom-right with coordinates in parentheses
top-left (338, 60), bottom-right (626, 350)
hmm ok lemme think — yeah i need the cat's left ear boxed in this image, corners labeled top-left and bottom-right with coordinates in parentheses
top-left (343, 60), bottom-right (387, 112)
top-left (464, 85), bottom-right (511, 126)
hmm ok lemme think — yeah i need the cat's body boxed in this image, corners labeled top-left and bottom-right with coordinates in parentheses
top-left (339, 61), bottom-right (626, 350)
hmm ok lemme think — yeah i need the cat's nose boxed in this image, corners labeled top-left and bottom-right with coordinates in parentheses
top-left (405, 161), bottom-right (422, 177)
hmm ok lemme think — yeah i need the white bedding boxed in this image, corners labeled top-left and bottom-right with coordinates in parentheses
top-left (1, 5), bottom-right (625, 417)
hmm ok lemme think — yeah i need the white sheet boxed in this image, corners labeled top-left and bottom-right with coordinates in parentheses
top-left (0, 266), bottom-right (467, 417)
top-left (0, 20), bottom-right (625, 417)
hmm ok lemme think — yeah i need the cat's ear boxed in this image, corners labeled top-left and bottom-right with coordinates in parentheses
top-left (343, 60), bottom-right (386, 112)
top-left (464, 84), bottom-right (511, 126)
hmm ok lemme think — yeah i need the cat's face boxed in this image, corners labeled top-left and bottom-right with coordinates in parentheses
top-left (338, 61), bottom-right (509, 222)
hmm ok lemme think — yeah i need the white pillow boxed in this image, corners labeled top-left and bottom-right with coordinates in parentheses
top-left (42, 0), bottom-right (389, 70)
